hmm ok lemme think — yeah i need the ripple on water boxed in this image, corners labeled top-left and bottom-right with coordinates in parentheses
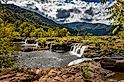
top-left (15, 51), bottom-right (78, 68)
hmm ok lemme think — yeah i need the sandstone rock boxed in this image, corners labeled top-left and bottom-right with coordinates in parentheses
top-left (47, 78), bottom-right (53, 82)
top-left (75, 73), bottom-right (82, 77)
top-left (107, 79), bottom-right (117, 82)
top-left (53, 76), bottom-right (63, 82)
top-left (74, 77), bottom-right (83, 82)
top-left (0, 61), bottom-right (113, 82)
top-left (38, 77), bottom-right (47, 82)
top-left (118, 80), bottom-right (124, 82)
top-left (31, 68), bottom-right (40, 75)
top-left (0, 74), bottom-right (16, 80)
top-left (51, 79), bottom-right (58, 82)
top-left (48, 69), bottom-right (57, 77)
top-left (57, 71), bottom-right (62, 75)
top-left (64, 77), bottom-right (75, 82)
top-left (62, 75), bottom-right (68, 79)
top-left (16, 73), bottom-right (24, 77)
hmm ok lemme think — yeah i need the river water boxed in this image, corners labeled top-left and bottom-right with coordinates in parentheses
top-left (15, 51), bottom-right (78, 68)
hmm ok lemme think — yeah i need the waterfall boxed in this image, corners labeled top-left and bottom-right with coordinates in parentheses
top-left (68, 44), bottom-right (92, 66)
top-left (49, 43), bottom-right (52, 52)
top-left (69, 44), bottom-right (88, 57)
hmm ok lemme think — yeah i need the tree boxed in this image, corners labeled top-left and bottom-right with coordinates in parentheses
top-left (102, 0), bottom-right (124, 37)
top-left (19, 22), bottom-right (36, 37)
top-left (31, 28), bottom-right (44, 37)
top-left (48, 28), bottom-right (52, 37)
top-left (54, 28), bottom-right (60, 37)
top-left (0, 22), bottom-right (18, 68)
top-left (47, 28), bottom-right (54, 37)
top-left (59, 28), bottom-right (70, 37)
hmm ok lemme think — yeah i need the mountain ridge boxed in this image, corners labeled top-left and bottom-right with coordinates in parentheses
top-left (63, 22), bottom-right (114, 35)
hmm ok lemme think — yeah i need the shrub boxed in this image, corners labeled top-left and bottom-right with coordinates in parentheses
top-left (0, 55), bottom-right (15, 68)
top-left (81, 65), bottom-right (89, 80)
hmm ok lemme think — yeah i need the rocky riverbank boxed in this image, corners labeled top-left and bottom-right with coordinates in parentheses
top-left (0, 61), bottom-right (116, 82)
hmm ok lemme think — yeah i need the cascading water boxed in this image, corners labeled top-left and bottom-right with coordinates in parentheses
top-left (68, 44), bottom-right (92, 66)
top-left (49, 43), bottom-right (52, 52)
top-left (69, 44), bottom-right (88, 57)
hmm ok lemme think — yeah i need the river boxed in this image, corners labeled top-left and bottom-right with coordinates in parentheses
top-left (15, 51), bottom-right (78, 68)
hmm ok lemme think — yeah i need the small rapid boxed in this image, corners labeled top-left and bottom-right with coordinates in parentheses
top-left (69, 43), bottom-right (88, 57)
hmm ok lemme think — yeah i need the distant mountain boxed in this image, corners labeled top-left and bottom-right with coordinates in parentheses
top-left (63, 22), bottom-right (114, 35)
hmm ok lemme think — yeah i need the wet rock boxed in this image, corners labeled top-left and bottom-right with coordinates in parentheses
top-left (100, 58), bottom-right (124, 72)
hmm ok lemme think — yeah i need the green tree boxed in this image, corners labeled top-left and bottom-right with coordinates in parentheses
top-left (102, 0), bottom-right (124, 38)
top-left (31, 28), bottom-right (44, 37)
top-left (47, 28), bottom-right (57, 37)
top-left (59, 28), bottom-right (70, 37)
top-left (19, 22), bottom-right (36, 37)
top-left (0, 18), bottom-right (3, 23)
top-left (47, 28), bottom-right (54, 37)
top-left (54, 28), bottom-right (60, 37)
top-left (0, 22), bottom-right (18, 68)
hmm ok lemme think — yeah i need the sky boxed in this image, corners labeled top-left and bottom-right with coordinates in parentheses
top-left (65, 0), bottom-right (113, 3)
top-left (83, 0), bottom-right (113, 2)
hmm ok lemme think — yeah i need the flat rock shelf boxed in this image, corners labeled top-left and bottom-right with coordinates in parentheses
top-left (15, 51), bottom-right (78, 68)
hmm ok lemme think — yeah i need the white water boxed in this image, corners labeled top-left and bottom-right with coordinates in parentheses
top-left (68, 58), bottom-right (92, 66)
top-left (68, 44), bottom-right (92, 66)
top-left (69, 44), bottom-right (88, 57)
top-left (49, 44), bottom-right (52, 52)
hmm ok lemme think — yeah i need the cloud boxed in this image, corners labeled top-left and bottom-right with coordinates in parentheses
top-left (1, 0), bottom-right (114, 25)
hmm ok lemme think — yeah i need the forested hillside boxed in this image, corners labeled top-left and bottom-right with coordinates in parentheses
top-left (0, 4), bottom-right (71, 38)
top-left (63, 22), bottom-right (114, 35)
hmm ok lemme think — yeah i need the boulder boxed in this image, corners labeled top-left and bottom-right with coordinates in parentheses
top-left (100, 58), bottom-right (124, 72)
